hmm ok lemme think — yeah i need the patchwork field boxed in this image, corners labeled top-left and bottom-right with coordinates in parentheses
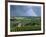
top-left (10, 16), bottom-right (41, 32)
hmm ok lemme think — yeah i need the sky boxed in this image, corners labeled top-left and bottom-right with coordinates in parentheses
top-left (10, 5), bottom-right (41, 16)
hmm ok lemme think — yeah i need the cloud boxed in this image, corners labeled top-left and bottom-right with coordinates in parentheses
top-left (25, 8), bottom-right (37, 16)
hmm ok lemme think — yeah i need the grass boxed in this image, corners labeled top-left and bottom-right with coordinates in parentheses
top-left (10, 25), bottom-right (41, 32)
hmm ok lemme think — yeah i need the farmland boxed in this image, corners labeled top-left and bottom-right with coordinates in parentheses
top-left (10, 16), bottom-right (41, 32)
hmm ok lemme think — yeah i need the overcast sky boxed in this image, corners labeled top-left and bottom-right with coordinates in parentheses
top-left (10, 5), bottom-right (41, 16)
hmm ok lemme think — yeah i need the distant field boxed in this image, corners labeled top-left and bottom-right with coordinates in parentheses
top-left (10, 16), bottom-right (41, 32)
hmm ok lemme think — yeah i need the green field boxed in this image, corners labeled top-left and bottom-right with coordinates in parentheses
top-left (10, 16), bottom-right (41, 32)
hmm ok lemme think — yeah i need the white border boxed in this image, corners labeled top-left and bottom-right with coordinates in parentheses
top-left (8, 2), bottom-right (43, 35)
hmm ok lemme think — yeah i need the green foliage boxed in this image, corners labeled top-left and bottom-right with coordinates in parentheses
top-left (10, 25), bottom-right (41, 32)
top-left (10, 16), bottom-right (41, 32)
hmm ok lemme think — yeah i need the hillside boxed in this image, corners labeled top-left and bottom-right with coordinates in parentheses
top-left (10, 16), bottom-right (41, 32)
